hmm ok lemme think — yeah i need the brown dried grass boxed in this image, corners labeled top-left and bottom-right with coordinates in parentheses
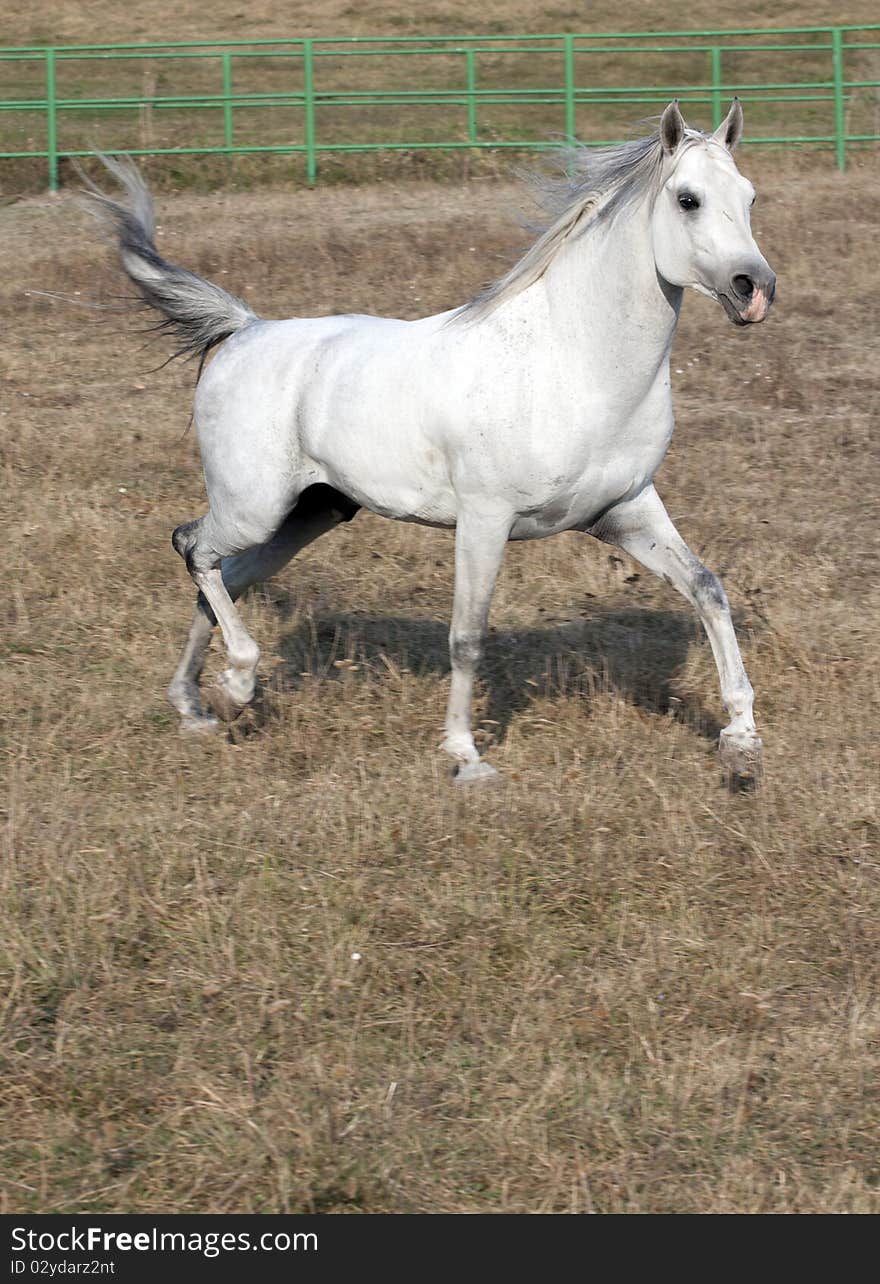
top-left (0, 145), bottom-right (878, 1212)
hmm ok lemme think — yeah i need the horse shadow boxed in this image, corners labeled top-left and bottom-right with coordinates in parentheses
top-left (258, 596), bottom-right (725, 747)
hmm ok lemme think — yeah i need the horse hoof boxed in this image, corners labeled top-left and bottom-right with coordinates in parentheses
top-left (180, 712), bottom-right (220, 735)
top-left (719, 731), bottom-right (763, 790)
top-left (206, 682), bottom-right (248, 723)
top-left (454, 760), bottom-right (501, 786)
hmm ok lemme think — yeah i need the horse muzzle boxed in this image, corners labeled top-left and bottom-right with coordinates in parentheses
top-left (720, 268), bottom-right (777, 326)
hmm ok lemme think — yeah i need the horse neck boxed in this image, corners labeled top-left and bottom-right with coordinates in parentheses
top-left (537, 197), bottom-right (682, 377)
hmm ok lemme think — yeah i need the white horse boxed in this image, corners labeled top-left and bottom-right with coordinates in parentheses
top-left (89, 99), bottom-right (775, 783)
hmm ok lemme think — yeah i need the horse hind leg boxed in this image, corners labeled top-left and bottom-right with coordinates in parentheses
top-left (167, 589), bottom-right (218, 732)
top-left (170, 515), bottom-right (262, 725)
top-left (168, 489), bottom-right (359, 731)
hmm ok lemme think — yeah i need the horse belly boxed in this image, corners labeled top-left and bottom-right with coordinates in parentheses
top-left (296, 325), bottom-right (460, 524)
top-left (303, 394), bottom-right (457, 525)
top-left (322, 433), bottom-right (457, 525)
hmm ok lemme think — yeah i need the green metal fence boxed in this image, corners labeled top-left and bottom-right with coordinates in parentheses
top-left (1, 26), bottom-right (878, 189)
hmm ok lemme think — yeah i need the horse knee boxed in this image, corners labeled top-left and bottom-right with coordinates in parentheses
top-left (692, 565), bottom-right (728, 614)
top-left (450, 629), bottom-right (483, 670)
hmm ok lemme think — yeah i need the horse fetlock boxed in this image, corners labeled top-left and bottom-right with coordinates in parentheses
top-left (454, 759), bottom-right (501, 786)
top-left (441, 732), bottom-right (480, 764)
top-left (222, 665), bottom-right (256, 704)
top-left (722, 688), bottom-right (756, 732)
top-left (206, 669), bottom-right (255, 722)
top-left (167, 677), bottom-right (200, 717)
top-left (179, 711), bottom-right (220, 735)
top-left (167, 677), bottom-right (219, 733)
top-left (230, 639), bottom-right (260, 674)
top-left (719, 728), bottom-right (763, 786)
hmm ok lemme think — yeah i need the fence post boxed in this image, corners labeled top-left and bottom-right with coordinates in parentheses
top-left (46, 46), bottom-right (58, 191)
top-left (831, 26), bottom-right (845, 170)
top-left (563, 33), bottom-right (575, 143)
top-left (465, 48), bottom-right (477, 144)
top-left (710, 46), bottom-right (722, 127)
top-left (303, 38), bottom-right (317, 184)
top-left (222, 51), bottom-right (234, 150)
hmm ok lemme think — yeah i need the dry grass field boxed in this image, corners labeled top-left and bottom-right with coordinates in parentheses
top-left (1, 143), bottom-right (878, 1214)
top-left (1, 0), bottom-right (879, 1220)
top-left (2, 1), bottom-right (879, 194)
top-left (6, 0), bottom-right (878, 45)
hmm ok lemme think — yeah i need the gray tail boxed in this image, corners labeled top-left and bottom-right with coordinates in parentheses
top-left (83, 154), bottom-right (257, 369)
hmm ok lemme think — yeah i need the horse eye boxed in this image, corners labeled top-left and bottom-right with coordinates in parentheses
top-left (678, 193), bottom-right (700, 211)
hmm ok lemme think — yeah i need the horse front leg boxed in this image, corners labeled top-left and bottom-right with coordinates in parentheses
top-left (442, 505), bottom-right (512, 783)
top-left (590, 484), bottom-right (762, 784)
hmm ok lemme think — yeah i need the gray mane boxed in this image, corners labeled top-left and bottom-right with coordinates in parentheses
top-left (457, 127), bottom-right (706, 323)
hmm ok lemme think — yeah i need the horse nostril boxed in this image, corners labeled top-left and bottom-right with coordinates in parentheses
top-left (732, 274), bottom-right (754, 300)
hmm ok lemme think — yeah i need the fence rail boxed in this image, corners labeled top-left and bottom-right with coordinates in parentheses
top-left (1, 26), bottom-right (878, 188)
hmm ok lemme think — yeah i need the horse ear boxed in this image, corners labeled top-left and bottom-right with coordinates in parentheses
top-left (659, 100), bottom-right (686, 153)
top-left (712, 97), bottom-right (744, 151)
